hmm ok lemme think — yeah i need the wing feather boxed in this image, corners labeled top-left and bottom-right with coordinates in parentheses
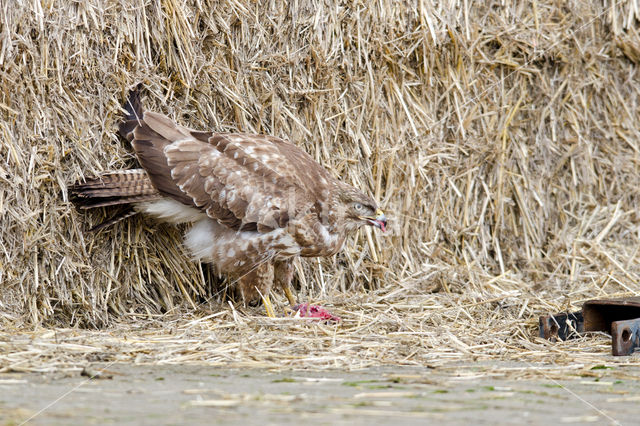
top-left (130, 112), bottom-right (335, 233)
top-left (143, 111), bottom-right (191, 141)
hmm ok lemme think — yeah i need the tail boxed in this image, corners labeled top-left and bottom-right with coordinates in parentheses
top-left (70, 169), bottom-right (161, 209)
top-left (85, 208), bottom-right (139, 232)
top-left (69, 169), bottom-right (162, 231)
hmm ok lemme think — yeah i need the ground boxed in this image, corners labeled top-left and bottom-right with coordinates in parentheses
top-left (2, 313), bottom-right (640, 426)
top-left (1, 362), bottom-right (639, 425)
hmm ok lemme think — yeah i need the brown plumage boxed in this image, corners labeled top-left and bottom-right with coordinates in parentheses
top-left (70, 87), bottom-right (387, 311)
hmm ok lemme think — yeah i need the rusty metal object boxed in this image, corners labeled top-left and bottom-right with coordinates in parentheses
top-left (540, 297), bottom-right (640, 356)
top-left (611, 318), bottom-right (640, 356)
top-left (539, 311), bottom-right (584, 341)
top-left (582, 297), bottom-right (640, 332)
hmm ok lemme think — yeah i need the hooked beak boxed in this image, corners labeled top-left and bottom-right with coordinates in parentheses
top-left (366, 208), bottom-right (387, 232)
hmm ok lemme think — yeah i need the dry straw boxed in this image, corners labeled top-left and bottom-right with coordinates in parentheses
top-left (1, 0), bottom-right (640, 369)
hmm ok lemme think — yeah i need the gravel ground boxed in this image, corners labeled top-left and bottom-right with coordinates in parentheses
top-left (2, 361), bottom-right (639, 425)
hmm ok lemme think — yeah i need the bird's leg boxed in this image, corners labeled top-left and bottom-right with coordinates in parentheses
top-left (282, 285), bottom-right (296, 307)
top-left (274, 260), bottom-right (296, 306)
top-left (236, 262), bottom-right (275, 317)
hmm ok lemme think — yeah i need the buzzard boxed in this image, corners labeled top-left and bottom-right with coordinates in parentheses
top-left (71, 88), bottom-right (387, 316)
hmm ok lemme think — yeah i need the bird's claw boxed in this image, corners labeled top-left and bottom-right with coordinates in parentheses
top-left (282, 285), bottom-right (297, 306)
top-left (261, 293), bottom-right (276, 318)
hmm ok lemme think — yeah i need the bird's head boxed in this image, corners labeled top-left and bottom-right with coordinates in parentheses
top-left (336, 184), bottom-right (387, 234)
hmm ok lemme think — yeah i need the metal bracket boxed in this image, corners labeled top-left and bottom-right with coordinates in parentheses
top-left (539, 311), bottom-right (584, 341)
top-left (611, 318), bottom-right (640, 356)
top-left (539, 297), bottom-right (640, 356)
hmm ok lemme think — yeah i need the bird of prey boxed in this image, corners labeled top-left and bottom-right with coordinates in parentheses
top-left (70, 87), bottom-right (387, 316)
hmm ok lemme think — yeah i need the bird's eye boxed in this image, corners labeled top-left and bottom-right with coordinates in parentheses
top-left (354, 203), bottom-right (364, 211)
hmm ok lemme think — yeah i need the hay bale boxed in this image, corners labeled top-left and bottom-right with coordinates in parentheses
top-left (1, 0), bottom-right (639, 328)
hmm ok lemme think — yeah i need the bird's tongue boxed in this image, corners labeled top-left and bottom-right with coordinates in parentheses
top-left (376, 219), bottom-right (386, 232)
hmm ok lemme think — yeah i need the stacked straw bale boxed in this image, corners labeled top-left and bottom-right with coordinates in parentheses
top-left (1, 0), bottom-right (639, 328)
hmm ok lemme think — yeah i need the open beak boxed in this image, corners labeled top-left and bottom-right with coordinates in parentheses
top-left (366, 208), bottom-right (387, 232)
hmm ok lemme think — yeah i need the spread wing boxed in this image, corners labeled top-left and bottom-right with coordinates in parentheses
top-left (131, 112), bottom-right (334, 233)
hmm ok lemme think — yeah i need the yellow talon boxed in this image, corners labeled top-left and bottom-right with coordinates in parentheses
top-left (282, 285), bottom-right (296, 306)
top-left (261, 293), bottom-right (276, 318)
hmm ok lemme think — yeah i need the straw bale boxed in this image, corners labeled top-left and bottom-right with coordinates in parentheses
top-left (0, 0), bottom-right (639, 352)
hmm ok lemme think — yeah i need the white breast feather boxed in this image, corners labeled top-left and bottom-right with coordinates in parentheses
top-left (137, 199), bottom-right (205, 224)
top-left (184, 219), bottom-right (302, 265)
top-left (318, 224), bottom-right (339, 246)
top-left (184, 220), bottom-right (217, 259)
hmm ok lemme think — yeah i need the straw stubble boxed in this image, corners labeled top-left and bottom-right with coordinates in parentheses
top-left (0, 0), bottom-right (639, 366)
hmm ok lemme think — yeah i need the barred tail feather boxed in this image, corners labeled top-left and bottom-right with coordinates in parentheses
top-left (89, 208), bottom-right (139, 232)
top-left (69, 169), bottom-right (161, 209)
